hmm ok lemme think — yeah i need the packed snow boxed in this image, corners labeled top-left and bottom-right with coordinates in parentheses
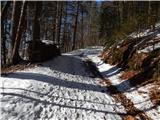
top-left (1, 46), bottom-right (126, 120)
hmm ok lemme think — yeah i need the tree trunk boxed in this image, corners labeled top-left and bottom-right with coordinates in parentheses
top-left (11, 1), bottom-right (27, 64)
top-left (63, 2), bottom-right (68, 52)
top-left (30, 1), bottom-right (42, 61)
top-left (1, 1), bottom-right (11, 65)
top-left (55, 2), bottom-right (59, 42)
top-left (1, 2), bottom-right (11, 18)
top-left (72, 2), bottom-right (79, 50)
top-left (11, 1), bottom-right (22, 52)
top-left (57, 2), bottom-right (63, 45)
top-left (53, 1), bottom-right (57, 42)
top-left (32, 1), bottom-right (42, 42)
top-left (81, 9), bottom-right (84, 48)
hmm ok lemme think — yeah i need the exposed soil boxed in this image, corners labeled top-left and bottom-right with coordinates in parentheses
top-left (149, 82), bottom-right (160, 108)
top-left (120, 70), bottom-right (139, 80)
top-left (1, 62), bottom-right (41, 76)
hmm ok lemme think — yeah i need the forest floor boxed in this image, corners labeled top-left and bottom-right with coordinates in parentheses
top-left (1, 46), bottom-right (160, 120)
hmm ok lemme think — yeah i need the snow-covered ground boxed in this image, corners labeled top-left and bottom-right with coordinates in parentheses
top-left (140, 42), bottom-right (160, 53)
top-left (1, 46), bottom-right (160, 120)
top-left (1, 46), bottom-right (126, 120)
top-left (129, 23), bottom-right (160, 39)
top-left (86, 48), bottom-right (160, 120)
top-left (129, 25), bottom-right (160, 53)
top-left (139, 33), bottom-right (160, 53)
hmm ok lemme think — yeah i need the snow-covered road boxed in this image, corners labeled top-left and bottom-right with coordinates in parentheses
top-left (1, 46), bottom-right (159, 120)
top-left (1, 47), bottom-right (126, 120)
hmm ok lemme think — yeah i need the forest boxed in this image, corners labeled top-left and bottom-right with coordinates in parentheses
top-left (1, 1), bottom-right (160, 120)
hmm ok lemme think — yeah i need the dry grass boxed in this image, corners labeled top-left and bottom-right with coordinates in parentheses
top-left (149, 81), bottom-right (160, 107)
top-left (123, 115), bottom-right (135, 120)
top-left (1, 63), bottom-right (40, 75)
top-left (127, 52), bottom-right (148, 71)
top-left (120, 70), bottom-right (139, 80)
top-left (99, 79), bottom-right (111, 86)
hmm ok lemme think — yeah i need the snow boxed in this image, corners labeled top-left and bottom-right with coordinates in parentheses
top-left (1, 47), bottom-right (126, 120)
top-left (139, 33), bottom-right (160, 53)
top-left (42, 40), bottom-right (54, 45)
top-left (129, 29), bottom-right (151, 38)
top-left (139, 34), bottom-right (160, 53)
top-left (155, 23), bottom-right (160, 28)
top-left (129, 23), bottom-right (160, 39)
top-left (87, 47), bottom-right (160, 120)
top-left (140, 42), bottom-right (160, 53)
top-left (128, 26), bottom-right (160, 53)
top-left (124, 87), bottom-right (160, 120)
top-left (1, 46), bottom-right (159, 120)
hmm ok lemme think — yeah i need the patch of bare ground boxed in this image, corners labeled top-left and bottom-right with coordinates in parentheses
top-left (149, 80), bottom-right (160, 108)
top-left (127, 52), bottom-right (148, 71)
top-left (120, 70), bottom-right (139, 80)
top-left (1, 62), bottom-right (41, 76)
top-left (99, 79), bottom-right (111, 86)
top-left (123, 115), bottom-right (135, 120)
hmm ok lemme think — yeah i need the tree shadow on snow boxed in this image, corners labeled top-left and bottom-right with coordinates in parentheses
top-left (1, 87), bottom-right (122, 107)
top-left (41, 55), bottom-right (90, 77)
top-left (1, 92), bottom-right (127, 116)
top-left (3, 72), bottom-right (107, 93)
top-left (1, 91), bottom-right (156, 116)
top-left (101, 66), bottom-right (122, 77)
top-left (109, 68), bottom-right (155, 94)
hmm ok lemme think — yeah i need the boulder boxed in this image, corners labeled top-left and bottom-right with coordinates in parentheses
top-left (27, 40), bottom-right (60, 62)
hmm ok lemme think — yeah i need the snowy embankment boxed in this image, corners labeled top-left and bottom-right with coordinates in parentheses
top-left (129, 25), bottom-right (160, 53)
top-left (140, 33), bottom-right (160, 53)
top-left (1, 47), bottom-right (126, 120)
top-left (86, 47), bottom-right (160, 120)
